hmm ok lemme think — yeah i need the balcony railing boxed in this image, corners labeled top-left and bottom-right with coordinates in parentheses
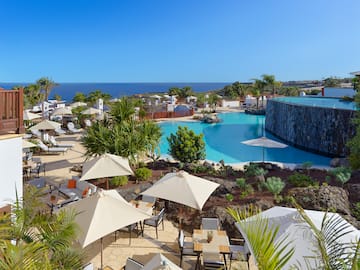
top-left (0, 88), bottom-right (24, 135)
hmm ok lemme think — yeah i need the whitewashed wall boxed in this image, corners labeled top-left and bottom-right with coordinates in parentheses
top-left (0, 136), bottom-right (22, 207)
top-left (221, 100), bottom-right (240, 107)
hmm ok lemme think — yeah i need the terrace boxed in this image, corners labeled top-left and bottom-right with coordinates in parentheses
top-left (0, 88), bottom-right (24, 135)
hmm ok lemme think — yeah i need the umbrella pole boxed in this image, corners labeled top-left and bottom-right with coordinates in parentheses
top-left (101, 237), bottom-right (103, 270)
top-left (106, 178), bottom-right (109, 190)
top-left (262, 145), bottom-right (265, 163)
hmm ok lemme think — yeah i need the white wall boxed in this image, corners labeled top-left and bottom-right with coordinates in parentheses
top-left (0, 136), bottom-right (22, 207)
top-left (221, 100), bottom-right (240, 107)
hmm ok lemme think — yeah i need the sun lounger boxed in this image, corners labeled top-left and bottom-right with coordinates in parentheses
top-left (49, 136), bottom-right (74, 148)
top-left (36, 140), bottom-right (68, 154)
top-left (54, 127), bottom-right (66, 136)
top-left (31, 129), bottom-right (42, 138)
top-left (67, 122), bottom-right (82, 134)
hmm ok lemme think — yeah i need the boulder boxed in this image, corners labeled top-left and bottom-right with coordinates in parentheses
top-left (288, 185), bottom-right (351, 215)
top-left (330, 158), bottom-right (350, 167)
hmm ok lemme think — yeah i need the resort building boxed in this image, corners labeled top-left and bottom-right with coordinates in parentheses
top-left (0, 88), bottom-right (24, 215)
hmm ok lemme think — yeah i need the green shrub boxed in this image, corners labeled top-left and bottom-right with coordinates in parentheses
top-left (137, 161), bottom-right (146, 168)
top-left (263, 177), bottom-right (285, 196)
top-left (225, 193), bottom-right (234, 202)
top-left (236, 178), bottom-right (247, 189)
top-left (329, 167), bottom-right (352, 186)
top-left (110, 175), bottom-right (128, 187)
top-left (351, 202), bottom-right (360, 220)
top-left (244, 163), bottom-right (260, 177)
top-left (167, 126), bottom-right (205, 163)
top-left (135, 168), bottom-right (152, 181)
top-left (288, 173), bottom-right (315, 187)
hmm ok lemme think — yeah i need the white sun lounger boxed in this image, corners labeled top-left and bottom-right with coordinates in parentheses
top-left (49, 136), bottom-right (74, 148)
top-left (67, 122), bottom-right (82, 134)
top-left (36, 140), bottom-right (68, 154)
top-left (55, 127), bottom-right (66, 136)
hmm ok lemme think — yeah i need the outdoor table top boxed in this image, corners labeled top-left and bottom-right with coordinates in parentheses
top-left (192, 229), bottom-right (230, 253)
top-left (130, 200), bottom-right (153, 216)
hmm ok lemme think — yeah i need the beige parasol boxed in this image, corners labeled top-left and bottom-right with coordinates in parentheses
top-left (52, 107), bottom-right (73, 116)
top-left (63, 189), bottom-right (150, 269)
top-left (241, 136), bottom-right (288, 162)
top-left (29, 119), bottom-right (61, 131)
top-left (81, 107), bottom-right (102, 115)
top-left (70, 101), bottom-right (87, 108)
top-left (141, 170), bottom-right (219, 210)
top-left (23, 110), bottom-right (41, 121)
top-left (143, 253), bottom-right (182, 270)
top-left (22, 140), bottom-right (37, 149)
top-left (79, 153), bottom-right (134, 189)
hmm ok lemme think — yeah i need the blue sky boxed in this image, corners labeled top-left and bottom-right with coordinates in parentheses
top-left (1, 0), bottom-right (359, 83)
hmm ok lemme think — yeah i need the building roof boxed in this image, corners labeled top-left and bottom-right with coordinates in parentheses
top-left (350, 71), bottom-right (360, 76)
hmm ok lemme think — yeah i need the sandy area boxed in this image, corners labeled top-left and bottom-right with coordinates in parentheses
top-left (33, 133), bottom-right (247, 270)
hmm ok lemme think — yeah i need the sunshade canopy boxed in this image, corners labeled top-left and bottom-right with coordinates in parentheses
top-left (236, 206), bottom-right (360, 270)
top-left (80, 153), bottom-right (134, 181)
top-left (241, 136), bottom-right (288, 148)
top-left (70, 101), bottom-right (87, 108)
top-left (150, 95), bottom-right (162, 99)
top-left (143, 253), bottom-right (182, 270)
top-left (63, 189), bottom-right (150, 248)
top-left (22, 140), bottom-right (37, 149)
top-left (81, 107), bottom-right (102, 115)
top-left (52, 107), bottom-right (73, 116)
top-left (30, 119), bottom-right (61, 131)
top-left (141, 171), bottom-right (219, 210)
top-left (23, 110), bottom-right (41, 120)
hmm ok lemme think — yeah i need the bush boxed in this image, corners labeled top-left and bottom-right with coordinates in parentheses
top-left (263, 177), bottom-right (285, 198)
top-left (329, 167), bottom-right (352, 186)
top-left (135, 168), bottom-right (152, 181)
top-left (167, 126), bottom-right (205, 163)
top-left (225, 193), bottom-right (234, 202)
top-left (351, 202), bottom-right (360, 220)
top-left (110, 175), bottom-right (128, 187)
top-left (236, 178), bottom-right (247, 189)
top-left (288, 173), bottom-right (315, 187)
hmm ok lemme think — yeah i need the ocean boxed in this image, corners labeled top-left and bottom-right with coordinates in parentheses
top-left (0, 82), bottom-right (230, 101)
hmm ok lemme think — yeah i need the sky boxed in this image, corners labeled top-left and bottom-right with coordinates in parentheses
top-left (0, 0), bottom-right (360, 83)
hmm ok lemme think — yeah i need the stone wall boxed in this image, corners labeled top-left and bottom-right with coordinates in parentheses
top-left (265, 99), bottom-right (356, 157)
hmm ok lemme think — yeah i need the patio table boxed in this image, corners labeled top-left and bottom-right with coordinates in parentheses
top-left (192, 229), bottom-right (230, 269)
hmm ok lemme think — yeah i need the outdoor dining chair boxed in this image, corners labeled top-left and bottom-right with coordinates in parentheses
top-left (123, 257), bottom-right (144, 270)
top-left (143, 208), bottom-right (165, 239)
top-left (203, 252), bottom-right (225, 270)
top-left (178, 230), bottom-right (198, 267)
top-left (229, 238), bottom-right (249, 269)
top-left (201, 217), bottom-right (221, 230)
top-left (30, 161), bottom-right (45, 178)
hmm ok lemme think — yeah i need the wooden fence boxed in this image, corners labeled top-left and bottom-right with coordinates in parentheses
top-left (0, 88), bottom-right (24, 134)
top-left (145, 108), bottom-right (194, 120)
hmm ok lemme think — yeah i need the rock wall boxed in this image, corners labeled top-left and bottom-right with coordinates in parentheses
top-left (265, 99), bottom-right (356, 157)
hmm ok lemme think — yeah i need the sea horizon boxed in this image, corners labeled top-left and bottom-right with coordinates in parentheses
top-left (0, 82), bottom-right (231, 101)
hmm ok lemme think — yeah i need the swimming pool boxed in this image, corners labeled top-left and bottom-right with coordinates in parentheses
top-left (274, 97), bottom-right (356, 110)
top-left (158, 112), bottom-right (331, 165)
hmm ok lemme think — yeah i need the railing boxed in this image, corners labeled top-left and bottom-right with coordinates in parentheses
top-left (0, 88), bottom-right (24, 134)
top-left (145, 108), bottom-right (194, 120)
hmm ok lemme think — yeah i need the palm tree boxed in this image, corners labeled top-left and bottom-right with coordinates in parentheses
top-left (262, 74), bottom-right (276, 95)
top-left (0, 186), bottom-right (84, 269)
top-left (292, 201), bottom-right (360, 270)
top-left (226, 206), bottom-right (294, 270)
top-left (36, 77), bottom-right (58, 101)
top-left (23, 84), bottom-right (43, 109)
top-left (110, 97), bottom-right (136, 123)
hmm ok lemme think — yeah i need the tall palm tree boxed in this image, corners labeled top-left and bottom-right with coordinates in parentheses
top-left (110, 97), bottom-right (136, 123)
top-left (262, 74), bottom-right (276, 95)
top-left (36, 77), bottom-right (58, 101)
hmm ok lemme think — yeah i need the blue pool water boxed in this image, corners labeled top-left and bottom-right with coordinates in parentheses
top-left (159, 112), bottom-right (331, 165)
top-left (274, 97), bottom-right (357, 110)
